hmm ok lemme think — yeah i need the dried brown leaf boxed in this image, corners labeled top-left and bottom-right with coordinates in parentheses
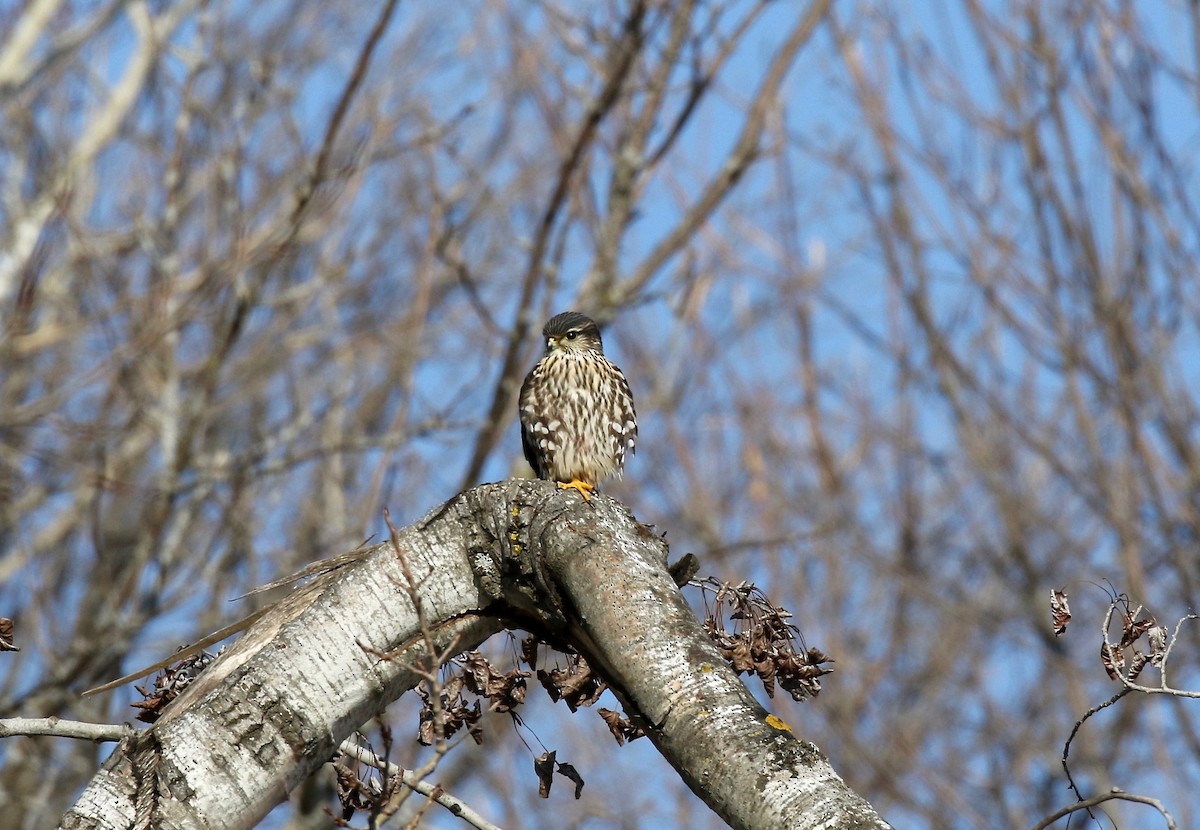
top-left (1120, 613), bottom-right (1156, 649)
top-left (416, 687), bottom-right (435, 746)
top-left (537, 653), bottom-right (606, 711)
top-left (460, 650), bottom-right (530, 713)
top-left (130, 648), bottom-right (220, 723)
top-left (0, 617), bottom-right (17, 652)
top-left (557, 761), bottom-right (585, 799)
top-left (1050, 588), bottom-right (1071, 636)
top-left (415, 680), bottom-right (483, 745)
top-left (598, 707), bottom-right (645, 745)
top-left (531, 749), bottom-right (584, 799)
top-left (1101, 642), bottom-right (1123, 681)
top-left (534, 751), bottom-right (556, 799)
top-left (520, 634), bottom-right (539, 667)
top-left (333, 762), bottom-right (374, 820)
top-left (1148, 625), bottom-right (1168, 666)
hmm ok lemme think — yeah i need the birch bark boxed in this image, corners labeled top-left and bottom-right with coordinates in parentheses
top-left (60, 481), bottom-right (889, 830)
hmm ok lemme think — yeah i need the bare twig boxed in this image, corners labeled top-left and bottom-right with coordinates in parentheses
top-left (614, 0), bottom-right (832, 307)
top-left (0, 717), bottom-right (133, 743)
top-left (1060, 688), bottom-right (1131, 807)
top-left (289, 0), bottom-right (401, 234)
top-left (338, 738), bottom-right (503, 830)
top-left (1032, 788), bottom-right (1176, 830)
top-left (0, 0), bottom-right (198, 303)
top-left (367, 507), bottom-right (470, 825)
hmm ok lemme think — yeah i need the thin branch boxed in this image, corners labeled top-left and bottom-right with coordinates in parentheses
top-left (0, 716), bottom-right (134, 743)
top-left (338, 738), bottom-right (503, 830)
top-left (0, 3), bottom-right (125, 99)
top-left (0, 1), bottom-right (199, 304)
top-left (616, 0), bottom-right (832, 307)
top-left (289, 0), bottom-right (400, 232)
top-left (0, 0), bottom-right (65, 89)
top-left (368, 507), bottom-right (467, 825)
top-left (1032, 788), bottom-right (1176, 830)
top-left (1060, 688), bottom-right (1131, 805)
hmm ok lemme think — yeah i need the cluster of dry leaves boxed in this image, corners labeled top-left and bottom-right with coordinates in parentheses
top-left (128, 648), bottom-right (222, 723)
top-left (696, 578), bottom-right (832, 702)
top-left (414, 649), bottom-right (530, 748)
top-left (1049, 588), bottom-right (1169, 683)
top-left (1099, 598), bottom-right (1168, 683)
top-left (408, 639), bottom-right (632, 801)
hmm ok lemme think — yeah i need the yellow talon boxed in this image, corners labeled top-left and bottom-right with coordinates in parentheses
top-left (557, 479), bottom-right (595, 501)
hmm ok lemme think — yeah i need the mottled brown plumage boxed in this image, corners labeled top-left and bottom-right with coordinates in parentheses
top-left (519, 312), bottom-right (637, 499)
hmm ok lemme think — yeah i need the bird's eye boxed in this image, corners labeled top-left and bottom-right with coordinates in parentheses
top-left (566, 331), bottom-right (578, 340)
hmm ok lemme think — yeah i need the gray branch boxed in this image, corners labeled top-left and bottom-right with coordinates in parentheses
top-left (0, 718), bottom-right (132, 743)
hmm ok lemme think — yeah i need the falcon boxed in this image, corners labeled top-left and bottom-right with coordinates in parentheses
top-left (519, 312), bottom-right (637, 500)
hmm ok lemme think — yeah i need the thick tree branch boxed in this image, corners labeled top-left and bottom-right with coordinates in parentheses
top-left (60, 481), bottom-right (888, 830)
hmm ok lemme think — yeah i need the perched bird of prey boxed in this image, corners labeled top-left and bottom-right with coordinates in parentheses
top-left (519, 311), bottom-right (637, 500)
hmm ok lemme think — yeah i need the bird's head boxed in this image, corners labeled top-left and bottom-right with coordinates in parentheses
top-left (543, 311), bottom-right (604, 355)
